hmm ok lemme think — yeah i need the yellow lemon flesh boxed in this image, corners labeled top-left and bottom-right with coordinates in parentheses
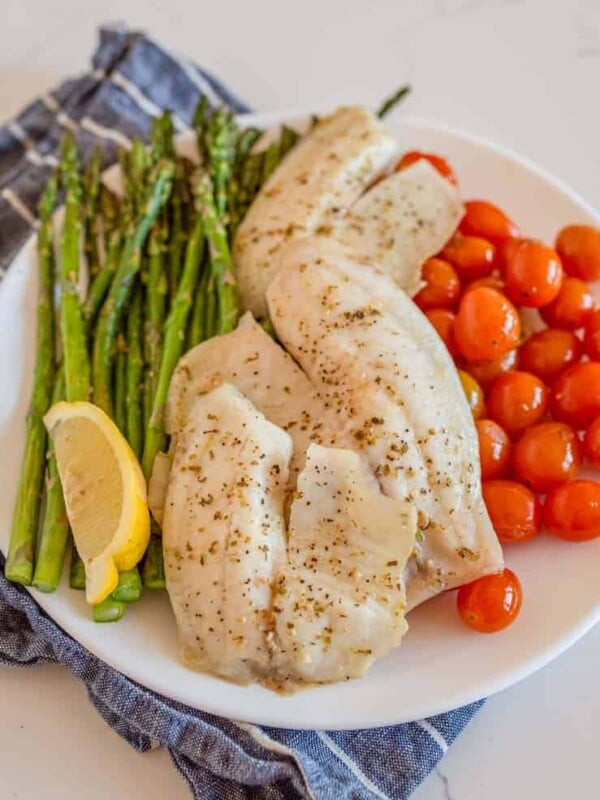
top-left (44, 401), bottom-right (150, 605)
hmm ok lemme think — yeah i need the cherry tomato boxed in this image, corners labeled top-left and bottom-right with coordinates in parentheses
top-left (396, 150), bottom-right (458, 185)
top-left (550, 362), bottom-right (600, 428)
top-left (496, 238), bottom-right (523, 275)
top-left (585, 310), bottom-right (600, 361)
top-left (504, 239), bottom-right (563, 308)
top-left (487, 371), bottom-right (548, 436)
top-left (463, 273), bottom-right (505, 295)
top-left (457, 568), bottom-right (522, 633)
top-left (512, 422), bottom-right (581, 491)
top-left (555, 225), bottom-right (600, 281)
top-left (454, 287), bottom-right (521, 362)
top-left (540, 277), bottom-right (594, 329)
top-left (544, 479), bottom-right (600, 541)
top-left (459, 200), bottom-right (520, 245)
top-left (425, 308), bottom-right (458, 358)
top-left (518, 329), bottom-right (582, 383)
top-left (482, 479), bottom-right (541, 542)
top-left (583, 416), bottom-right (600, 467)
top-left (467, 349), bottom-right (518, 390)
top-left (476, 419), bottom-right (511, 480)
top-left (441, 234), bottom-right (496, 281)
top-left (458, 370), bottom-right (485, 419)
top-left (413, 258), bottom-right (461, 311)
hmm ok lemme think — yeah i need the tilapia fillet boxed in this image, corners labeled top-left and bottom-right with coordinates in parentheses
top-left (267, 237), bottom-right (503, 607)
top-left (234, 106), bottom-right (398, 318)
top-left (234, 106), bottom-right (462, 318)
top-left (163, 383), bottom-right (417, 688)
top-left (166, 311), bottom-right (342, 487)
top-left (273, 444), bottom-right (416, 686)
top-left (163, 383), bottom-right (292, 684)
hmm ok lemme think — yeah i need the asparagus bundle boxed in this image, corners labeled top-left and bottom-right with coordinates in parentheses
top-left (5, 99), bottom-right (307, 618)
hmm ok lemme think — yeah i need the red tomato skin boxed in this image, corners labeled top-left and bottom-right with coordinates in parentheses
top-left (518, 329), bottom-right (582, 383)
top-left (504, 240), bottom-right (563, 308)
top-left (459, 200), bottom-right (520, 245)
top-left (496, 238), bottom-right (523, 275)
top-left (463, 274), bottom-right (505, 295)
top-left (540, 277), bottom-right (594, 329)
top-left (555, 225), bottom-right (600, 281)
top-left (454, 288), bottom-right (521, 362)
top-left (457, 569), bottom-right (523, 633)
top-left (544, 480), bottom-right (600, 541)
top-left (487, 371), bottom-right (549, 437)
top-left (424, 309), bottom-right (459, 359)
top-left (583, 416), bottom-right (600, 467)
top-left (550, 362), bottom-right (600, 429)
top-left (467, 349), bottom-right (518, 390)
top-left (396, 151), bottom-right (458, 185)
top-left (584, 310), bottom-right (600, 361)
top-left (482, 479), bottom-right (541, 542)
top-left (413, 258), bottom-right (461, 311)
top-left (476, 419), bottom-right (511, 480)
top-left (512, 422), bottom-right (581, 492)
top-left (441, 235), bottom-right (496, 281)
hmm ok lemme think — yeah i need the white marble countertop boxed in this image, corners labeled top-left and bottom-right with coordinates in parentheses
top-left (1, 0), bottom-right (599, 797)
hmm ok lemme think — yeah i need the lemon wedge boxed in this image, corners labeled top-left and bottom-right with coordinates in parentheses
top-left (44, 401), bottom-right (150, 605)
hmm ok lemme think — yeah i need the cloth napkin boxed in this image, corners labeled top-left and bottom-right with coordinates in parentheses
top-left (0, 25), bottom-right (483, 800)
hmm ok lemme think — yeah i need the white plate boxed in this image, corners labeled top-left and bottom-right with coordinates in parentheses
top-left (2, 110), bottom-right (600, 730)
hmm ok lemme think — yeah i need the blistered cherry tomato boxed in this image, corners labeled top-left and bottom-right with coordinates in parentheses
top-left (482, 480), bottom-right (541, 542)
top-left (463, 273), bottom-right (505, 294)
top-left (425, 309), bottom-right (458, 358)
top-left (544, 480), bottom-right (600, 541)
top-left (441, 235), bottom-right (496, 281)
top-left (540, 277), bottom-right (594, 329)
top-left (459, 200), bottom-right (520, 245)
top-left (512, 422), bottom-right (581, 491)
top-left (584, 310), bottom-right (600, 361)
top-left (458, 370), bottom-right (485, 419)
top-left (457, 568), bottom-right (523, 633)
top-left (550, 362), bottom-right (600, 428)
top-left (555, 225), bottom-right (600, 281)
top-left (518, 329), bottom-right (582, 383)
top-left (413, 258), bottom-right (461, 311)
top-left (454, 287), bottom-right (521, 362)
top-left (583, 416), bottom-right (600, 467)
top-left (504, 240), bottom-right (563, 308)
top-left (487, 371), bottom-right (548, 436)
top-left (476, 419), bottom-right (511, 480)
top-left (467, 349), bottom-right (518, 390)
top-left (396, 150), bottom-right (458, 185)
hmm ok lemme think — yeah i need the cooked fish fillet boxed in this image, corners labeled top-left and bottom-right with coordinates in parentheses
top-left (166, 311), bottom-right (341, 483)
top-left (273, 444), bottom-right (417, 686)
top-left (162, 383), bottom-right (292, 684)
top-left (234, 106), bottom-right (398, 318)
top-left (267, 237), bottom-right (503, 608)
top-left (334, 160), bottom-right (463, 296)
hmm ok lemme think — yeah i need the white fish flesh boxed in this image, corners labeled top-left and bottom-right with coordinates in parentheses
top-left (162, 383), bottom-right (292, 684)
top-left (273, 444), bottom-right (417, 686)
top-left (234, 106), bottom-right (398, 318)
top-left (267, 236), bottom-right (503, 608)
top-left (334, 160), bottom-right (463, 296)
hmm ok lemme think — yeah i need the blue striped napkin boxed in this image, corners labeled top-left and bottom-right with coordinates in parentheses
top-left (0, 25), bottom-right (483, 800)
